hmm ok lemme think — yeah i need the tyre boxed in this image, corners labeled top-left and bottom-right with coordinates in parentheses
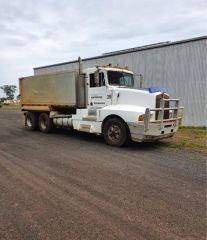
top-left (25, 112), bottom-right (38, 131)
top-left (38, 112), bottom-right (54, 133)
top-left (103, 118), bottom-right (130, 147)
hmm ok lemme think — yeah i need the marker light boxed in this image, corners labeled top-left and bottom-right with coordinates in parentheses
top-left (138, 114), bottom-right (145, 121)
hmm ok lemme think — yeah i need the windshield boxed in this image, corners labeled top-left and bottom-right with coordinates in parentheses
top-left (107, 71), bottom-right (134, 88)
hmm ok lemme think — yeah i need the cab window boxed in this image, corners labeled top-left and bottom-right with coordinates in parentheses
top-left (90, 72), bottom-right (105, 88)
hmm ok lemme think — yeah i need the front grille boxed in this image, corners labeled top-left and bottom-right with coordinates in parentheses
top-left (156, 94), bottom-right (169, 120)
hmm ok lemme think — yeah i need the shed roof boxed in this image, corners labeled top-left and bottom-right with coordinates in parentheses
top-left (34, 35), bottom-right (207, 70)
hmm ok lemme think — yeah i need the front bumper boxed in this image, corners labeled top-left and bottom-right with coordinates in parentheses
top-left (128, 98), bottom-right (184, 142)
top-left (128, 121), bottom-right (180, 142)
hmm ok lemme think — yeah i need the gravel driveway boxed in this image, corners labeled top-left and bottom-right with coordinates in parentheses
top-left (0, 110), bottom-right (206, 240)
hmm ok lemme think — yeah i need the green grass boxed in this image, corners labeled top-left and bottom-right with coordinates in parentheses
top-left (162, 127), bottom-right (207, 155)
top-left (0, 104), bottom-right (21, 111)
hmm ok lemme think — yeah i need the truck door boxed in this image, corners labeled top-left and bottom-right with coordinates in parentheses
top-left (88, 71), bottom-right (111, 114)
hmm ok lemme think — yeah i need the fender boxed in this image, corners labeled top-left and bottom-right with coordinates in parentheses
top-left (98, 104), bottom-right (147, 123)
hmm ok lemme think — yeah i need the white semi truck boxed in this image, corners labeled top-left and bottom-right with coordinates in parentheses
top-left (19, 58), bottom-right (184, 147)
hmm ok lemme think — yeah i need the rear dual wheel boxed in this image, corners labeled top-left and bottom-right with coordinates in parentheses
top-left (25, 112), bottom-right (38, 131)
top-left (25, 112), bottom-right (54, 133)
top-left (38, 113), bottom-right (54, 133)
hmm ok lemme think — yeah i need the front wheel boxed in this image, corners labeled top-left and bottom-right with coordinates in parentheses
top-left (103, 118), bottom-right (130, 147)
top-left (39, 113), bottom-right (54, 133)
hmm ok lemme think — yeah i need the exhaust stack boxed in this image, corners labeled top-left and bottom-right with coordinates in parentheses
top-left (78, 57), bottom-right (83, 74)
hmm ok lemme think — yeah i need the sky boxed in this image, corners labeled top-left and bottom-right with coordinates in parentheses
top-left (0, 0), bottom-right (207, 97)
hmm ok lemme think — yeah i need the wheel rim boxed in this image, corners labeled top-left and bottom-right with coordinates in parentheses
top-left (108, 124), bottom-right (121, 143)
top-left (40, 117), bottom-right (47, 130)
top-left (26, 117), bottom-right (32, 127)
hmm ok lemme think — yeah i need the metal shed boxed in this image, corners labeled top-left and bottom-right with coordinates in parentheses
top-left (34, 36), bottom-right (207, 127)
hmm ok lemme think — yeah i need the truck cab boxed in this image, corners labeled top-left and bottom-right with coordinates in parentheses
top-left (85, 66), bottom-right (153, 111)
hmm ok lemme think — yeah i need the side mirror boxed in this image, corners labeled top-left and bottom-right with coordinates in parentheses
top-left (134, 74), bottom-right (143, 88)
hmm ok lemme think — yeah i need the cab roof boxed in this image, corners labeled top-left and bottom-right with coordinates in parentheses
top-left (85, 67), bottom-right (133, 74)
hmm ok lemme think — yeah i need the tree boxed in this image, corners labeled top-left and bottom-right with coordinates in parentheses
top-left (16, 94), bottom-right (21, 100)
top-left (0, 85), bottom-right (17, 100)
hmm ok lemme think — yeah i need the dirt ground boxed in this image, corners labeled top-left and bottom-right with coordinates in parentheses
top-left (0, 110), bottom-right (206, 240)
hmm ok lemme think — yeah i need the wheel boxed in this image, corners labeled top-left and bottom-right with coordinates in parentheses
top-left (25, 112), bottom-right (38, 131)
top-left (103, 118), bottom-right (130, 147)
top-left (38, 113), bottom-right (54, 133)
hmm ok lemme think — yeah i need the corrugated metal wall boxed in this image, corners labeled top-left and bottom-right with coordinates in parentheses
top-left (34, 38), bottom-right (207, 126)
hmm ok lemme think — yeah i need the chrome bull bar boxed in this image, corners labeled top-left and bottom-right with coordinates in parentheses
top-left (144, 98), bottom-right (184, 132)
